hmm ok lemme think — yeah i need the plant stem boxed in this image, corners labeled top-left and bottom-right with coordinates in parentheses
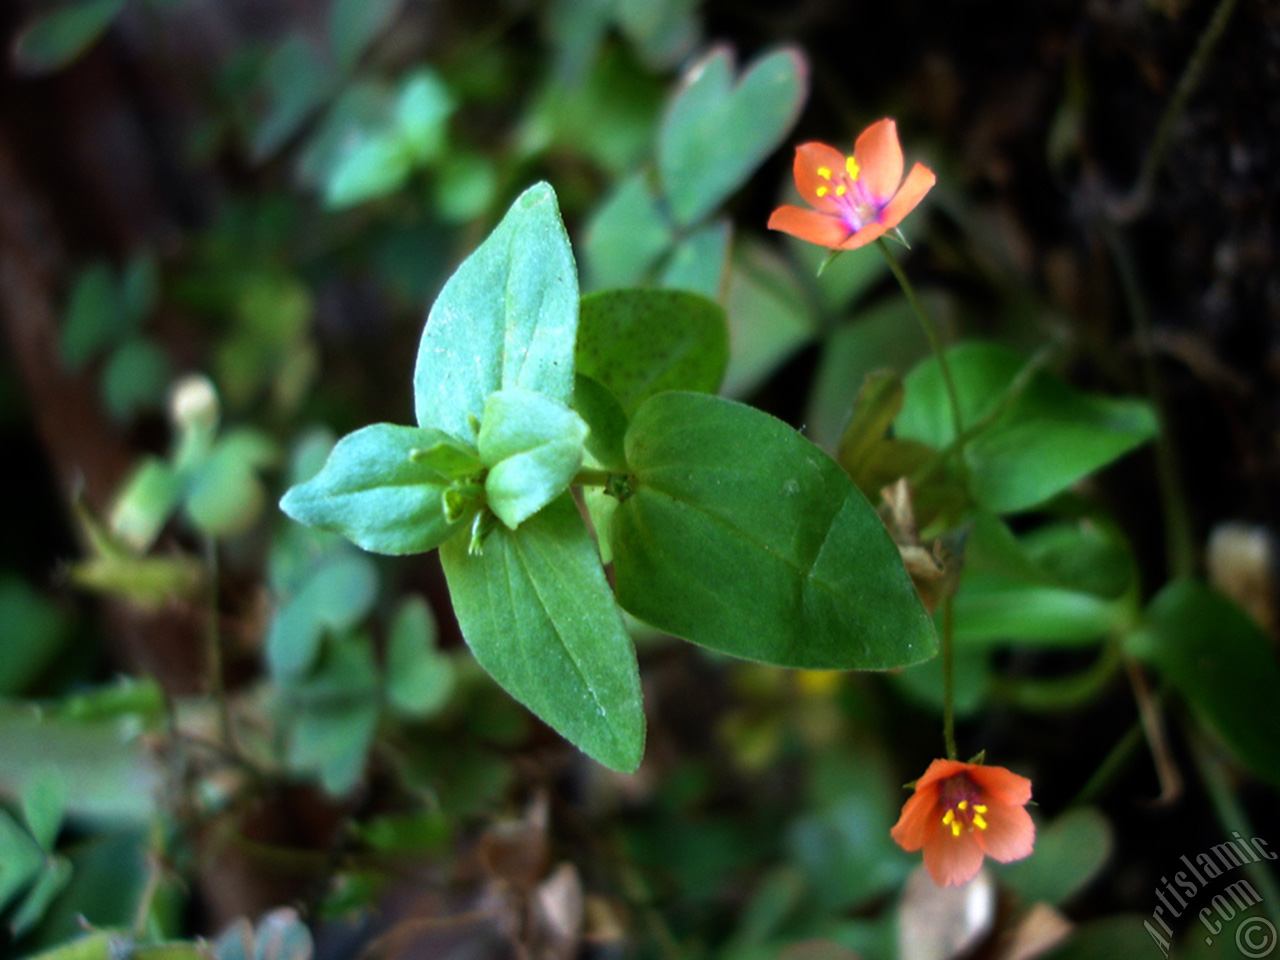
top-left (942, 592), bottom-right (957, 761)
top-left (1126, 657), bottom-right (1182, 804)
top-left (203, 538), bottom-right (234, 751)
top-left (1070, 718), bottom-right (1145, 808)
top-left (1116, 0), bottom-right (1239, 219)
top-left (1190, 730), bottom-right (1280, 929)
top-left (877, 238), bottom-right (963, 441)
top-left (573, 468), bottom-right (614, 488)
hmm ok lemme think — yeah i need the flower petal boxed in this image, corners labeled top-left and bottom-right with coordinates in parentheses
top-left (879, 162), bottom-right (936, 231)
top-left (853, 119), bottom-right (904, 205)
top-left (922, 819), bottom-right (986, 887)
top-left (890, 788), bottom-right (940, 852)
top-left (974, 802), bottom-right (1035, 863)
top-left (969, 763), bottom-right (1033, 807)
top-left (913, 758), bottom-right (973, 792)
top-left (793, 142), bottom-right (848, 213)
top-left (837, 222), bottom-right (889, 251)
top-left (767, 205), bottom-right (853, 248)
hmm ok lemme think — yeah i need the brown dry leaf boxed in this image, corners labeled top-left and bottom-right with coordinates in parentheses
top-left (989, 903), bottom-right (1073, 960)
top-left (477, 793), bottom-right (550, 891)
top-left (897, 864), bottom-right (996, 960)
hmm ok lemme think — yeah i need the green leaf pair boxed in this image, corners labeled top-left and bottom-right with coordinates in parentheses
top-left (281, 183), bottom-right (937, 773)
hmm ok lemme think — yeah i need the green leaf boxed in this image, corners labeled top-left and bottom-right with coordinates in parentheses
top-left (1000, 807), bottom-right (1112, 906)
top-left (582, 172), bottom-right (674, 291)
top-left (572, 375), bottom-right (628, 472)
top-left (0, 808), bottom-right (44, 912)
top-left (413, 182), bottom-right (578, 439)
top-left (659, 218), bottom-right (731, 299)
top-left (252, 908), bottom-right (314, 960)
top-left (12, 0), bottom-right (125, 75)
top-left (324, 132), bottom-right (412, 209)
top-left (575, 289), bottom-right (728, 417)
top-left (896, 342), bottom-right (1159, 513)
top-left (61, 262), bottom-right (122, 370)
top-left (440, 495), bottom-right (644, 772)
top-left (952, 513), bottom-right (1136, 646)
top-left (657, 46), bottom-right (807, 227)
top-left (1125, 579), bottom-right (1280, 788)
top-left (10, 856), bottom-right (73, 937)
top-left (788, 233), bottom-right (890, 314)
top-left (385, 596), bottom-right (454, 718)
top-left (477, 387), bottom-right (588, 529)
top-left (394, 68), bottom-right (453, 163)
top-left (432, 152), bottom-right (497, 223)
top-left (101, 338), bottom-right (170, 422)
top-left (267, 555), bottom-right (378, 678)
top-left (611, 392), bottom-right (936, 669)
top-left (109, 459), bottom-right (181, 553)
top-left (285, 635), bottom-right (380, 795)
top-left (21, 767), bottom-right (67, 853)
top-left (615, 0), bottom-right (701, 70)
top-left (0, 576), bottom-right (69, 697)
top-left (280, 423), bottom-right (467, 555)
top-left (328, 0), bottom-right (403, 72)
top-left (1041, 916), bottom-right (1155, 960)
top-left (119, 252), bottom-right (159, 330)
top-left (184, 429), bottom-right (278, 538)
top-left (252, 36), bottom-right (337, 160)
top-left (805, 298), bottom-right (927, 451)
top-left (723, 240), bottom-right (815, 397)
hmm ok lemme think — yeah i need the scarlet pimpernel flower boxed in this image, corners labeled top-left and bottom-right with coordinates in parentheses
top-left (890, 758), bottom-right (1035, 887)
top-left (768, 118), bottom-right (936, 251)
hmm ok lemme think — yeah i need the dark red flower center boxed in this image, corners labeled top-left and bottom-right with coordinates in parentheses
top-left (938, 774), bottom-right (990, 838)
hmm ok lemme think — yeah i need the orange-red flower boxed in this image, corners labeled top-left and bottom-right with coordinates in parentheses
top-left (890, 758), bottom-right (1035, 887)
top-left (768, 118), bottom-right (936, 251)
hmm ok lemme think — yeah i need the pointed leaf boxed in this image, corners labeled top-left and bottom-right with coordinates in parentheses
top-left (267, 555), bottom-right (378, 678)
top-left (582, 172), bottom-right (674, 290)
top-left (12, 0), bottom-right (125, 75)
top-left (440, 495), bottom-right (644, 772)
top-left (280, 423), bottom-right (466, 555)
top-left (414, 182), bottom-right (578, 438)
top-left (611, 392), bottom-right (936, 669)
top-left (660, 218), bottom-right (731, 299)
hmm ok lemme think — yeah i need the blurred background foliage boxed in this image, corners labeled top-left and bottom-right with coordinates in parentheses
top-left (0, 0), bottom-right (1277, 958)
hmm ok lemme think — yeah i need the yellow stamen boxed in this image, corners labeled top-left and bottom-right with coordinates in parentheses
top-left (958, 800), bottom-right (968, 811)
top-left (942, 809), bottom-right (954, 825)
top-left (846, 156), bottom-right (860, 180)
top-left (973, 804), bottom-right (988, 814)
top-left (817, 167), bottom-right (832, 179)
top-left (973, 814), bottom-right (988, 830)
top-left (835, 185), bottom-right (847, 197)
top-left (815, 186), bottom-right (829, 198)
top-left (951, 821), bottom-right (962, 837)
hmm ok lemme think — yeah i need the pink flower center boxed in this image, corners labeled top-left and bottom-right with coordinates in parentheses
top-left (814, 155), bottom-right (884, 231)
top-left (938, 775), bottom-right (990, 838)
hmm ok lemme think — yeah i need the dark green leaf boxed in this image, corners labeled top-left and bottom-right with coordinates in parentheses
top-left (328, 0), bottom-right (402, 72)
top-left (582, 172), bottom-right (674, 291)
top-left (0, 577), bottom-right (69, 697)
top-left (896, 342), bottom-right (1158, 513)
top-left (267, 554), bottom-right (378, 678)
top-left (10, 856), bottom-right (73, 937)
top-left (440, 495), bottom-right (644, 772)
top-left (101, 338), bottom-right (170, 422)
top-left (0, 808), bottom-right (44, 912)
top-left (60, 262), bottom-right (121, 370)
top-left (572, 374), bottom-right (628, 472)
top-left (385, 596), bottom-right (453, 718)
top-left (413, 182), bottom-right (578, 438)
top-left (576, 289), bottom-right (728, 417)
top-left (252, 36), bottom-right (337, 161)
top-left (1041, 916), bottom-right (1155, 960)
top-left (477, 387), bottom-right (588, 529)
top-left (119, 252), bottom-right (159, 330)
top-left (1000, 807), bottom-right (1112, 906)
top-left (1126, 579), bottom-right (1280, 788)
top-left (611, 392), bottom-right (936, 669)
top-left (280, 423), bottom-right (466, 555)
top-left (12, 0), bottom-right (125, 76)
top-left (657, 46), bottom-right (807, 226)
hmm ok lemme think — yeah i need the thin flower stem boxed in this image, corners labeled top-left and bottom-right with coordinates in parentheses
top-left (1069, 717), bottom-right (1145, 808)
top-left (879, 237), bottom-right (962, 761)
top-left (941, 593), bottom-right (957, 761)
top-left (1115, 0), bottom-right (1239, 220)
top-left (203, 537), bottom-right (234, 751)
top-left (1126, 657), bottom-right (1183, 804)
top-left (877, 238), bottom-right (964, 441)
top-left (1190, 730), bottom-right (1280, 929)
